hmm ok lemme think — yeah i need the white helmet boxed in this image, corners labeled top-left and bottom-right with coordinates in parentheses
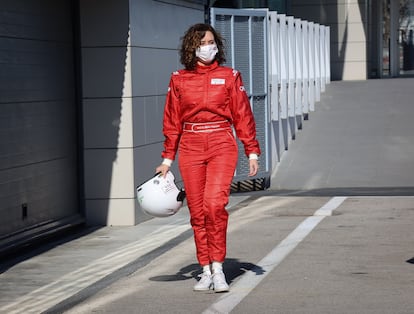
top-left (136, 171), bottom-right (185, 218)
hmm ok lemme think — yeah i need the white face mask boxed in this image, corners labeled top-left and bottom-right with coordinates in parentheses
top-left (196, 44), bottom-right (218, 63)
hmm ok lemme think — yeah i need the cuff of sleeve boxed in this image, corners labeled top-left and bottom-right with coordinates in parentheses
top-left (249, 153), bottom-right (258, 160)
top-left (162, 158), bottom-right (173, 167)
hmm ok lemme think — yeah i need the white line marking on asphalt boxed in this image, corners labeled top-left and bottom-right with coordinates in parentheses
top-left (203, 196), bottom-right (347, 314)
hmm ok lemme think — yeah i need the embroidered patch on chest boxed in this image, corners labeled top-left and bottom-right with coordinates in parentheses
top-left (211, 78), bottom-right (225, 85)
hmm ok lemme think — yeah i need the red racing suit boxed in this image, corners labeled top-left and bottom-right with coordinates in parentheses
top-left (161, 61), bottom-right (260, 266)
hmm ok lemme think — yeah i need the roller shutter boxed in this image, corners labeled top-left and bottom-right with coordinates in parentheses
top-left (0, 0), bottom-right (82, 249)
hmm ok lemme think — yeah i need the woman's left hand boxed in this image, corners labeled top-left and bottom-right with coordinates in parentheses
top-left (248, 159), bottom-right (259, 177)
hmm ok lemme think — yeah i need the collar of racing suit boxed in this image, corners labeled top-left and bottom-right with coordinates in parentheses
top-left (194, 60), bottom-right (219, 74)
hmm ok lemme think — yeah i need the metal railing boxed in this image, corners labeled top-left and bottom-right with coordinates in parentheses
top-left (211, 8), bottom-right (331, 191)
top-left (269, 11), bottom-right (330, 164)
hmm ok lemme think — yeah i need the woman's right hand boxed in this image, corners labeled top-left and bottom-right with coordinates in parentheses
top-left (155, 164), bottom-right (170, 178)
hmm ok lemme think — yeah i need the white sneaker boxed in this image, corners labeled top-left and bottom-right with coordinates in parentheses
top-left (193, 272), bottom-right (212, 291)
top-left (212, 270), bottom-right (229, 292)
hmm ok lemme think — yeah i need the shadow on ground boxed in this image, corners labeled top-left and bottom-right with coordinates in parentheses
top-left (149, 258), bottom-right (265, 285)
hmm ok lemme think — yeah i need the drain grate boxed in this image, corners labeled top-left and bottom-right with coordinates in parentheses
top-left (230, 177), bottom-right (270, 193)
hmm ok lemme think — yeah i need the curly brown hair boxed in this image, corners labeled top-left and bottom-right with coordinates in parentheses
top-left (179, 23), bottom-right (226, 70)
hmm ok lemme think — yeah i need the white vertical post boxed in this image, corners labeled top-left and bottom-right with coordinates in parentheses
top-left (301, 20), bottom-right (309, 115)
top-left (295, 18), bottom-right (303, 118)
top-left (269, 12), bottom-right (279, 122)
top-left (325, 26), bottom-right (331, 84)
top-left (320, 25), bottom-right (326, 92)
top-left (287, 16), bottom-right (295, 118)
top-left (279, 14), bottom-right (288, 120)
top-left (314, 23), bottom-right (321, 102)
top-left (308, 21), bottom-right (315, 112)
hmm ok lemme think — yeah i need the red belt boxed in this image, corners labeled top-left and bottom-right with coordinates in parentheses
top-left (183, 120), bottom-right (231, 132)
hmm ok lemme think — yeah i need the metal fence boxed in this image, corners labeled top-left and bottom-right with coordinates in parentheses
top-left (211, 8), bottom-right (330, 191)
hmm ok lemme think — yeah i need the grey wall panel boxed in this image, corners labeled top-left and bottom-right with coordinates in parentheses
top-left (132, 96), bottom-right (164, 147)
top-left (133, 145), bottom-right (165, 188)
top-left (130, 0), bottom-right (205, 188)
top-left (133, 145), bottom-right (182, 193)
top-left (81, 47), bottom-right (130, 99)
top-left (83, 98), bottom-right (132, 149)
top-left (130, 0), bottom-right (205, 49)
top-left (83, 148), bottom-right (135, 199)
top-left (131, 47), bottom-right (179, 97)
top-left (79, 0), bottom-right (205, 225)
top-left (80, 0), bottom-right (134, 225)
top-left (0, 0), bottom-right (79, 237)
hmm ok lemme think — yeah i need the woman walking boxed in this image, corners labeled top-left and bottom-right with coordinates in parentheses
top-left (156, 23), bottom-right (260, 292)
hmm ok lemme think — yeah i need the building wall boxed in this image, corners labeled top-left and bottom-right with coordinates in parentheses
top-left (129, 1), bottom-right (205, 198)
top-left (290, 0), bottom-right (369, 80)
top-left (80, 0), bottom-right (205, 225)
top-left (0, 0), bottom-right (80, 238)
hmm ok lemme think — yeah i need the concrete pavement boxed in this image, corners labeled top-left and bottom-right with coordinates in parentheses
top-left (1, 78), bottom-right (414, 314)
top-left (271, 78), bottom-right (414, 192)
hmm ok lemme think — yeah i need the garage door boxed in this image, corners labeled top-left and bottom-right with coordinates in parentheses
top-left (0, 0), bottom-right (82, 247)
